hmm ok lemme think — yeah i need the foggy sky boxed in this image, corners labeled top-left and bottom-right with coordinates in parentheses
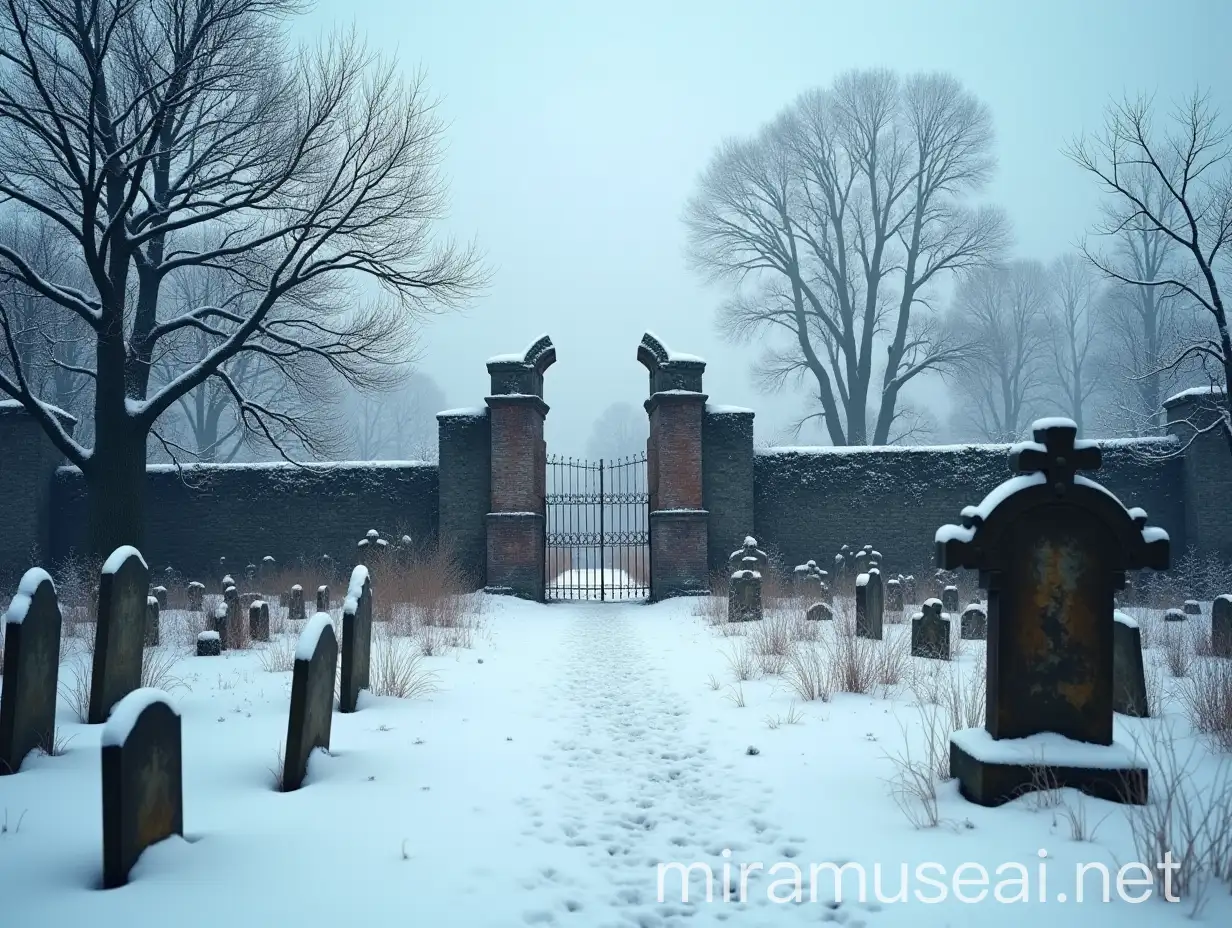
top-left (307, 0), bottom-right (1231, 456)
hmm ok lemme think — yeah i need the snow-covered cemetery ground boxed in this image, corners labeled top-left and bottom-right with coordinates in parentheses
top-left (2, 574), bottom-right (1231, 928)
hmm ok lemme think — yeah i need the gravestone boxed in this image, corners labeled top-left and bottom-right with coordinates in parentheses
top-left (886, 578), bottom-right (903, 613)
top-left (855, 571), bottom-right (883, 640)
top-left (89, 547), bottom-right (150, 725)
top-left (101, 689), bottom-right (182, 889)
top-left (1214, 595), bottom-right (1232, 659)
top-left (911, 600), bottom-right (950, 660)
top-left (220, 574), bottom-right (234, 593)
top-left (936, 418), bottom-right (1168, 806)
top-left (942, 585), bottom-right (959, 614)
top-left (903, 575), bottom-right (916, 605)
top-left (289, 585), bottom-right (306, 622)
top-left (144, 597), bottom-right (160, 647)
top-left (792, 561), bottom-right (825, 600)
top-left (1112, 611), bottom-right (1149, 718)
top-left (196, 631), bottom-right (221, 657)
top-left (854, 550), bottom-right (867, 573)
top-left (806, 602), bottom-right (833, 622)
top-left (316, 585), bottom-right (330, 613)
top-left (339, 567), bottom-right (373, 714)
top-left (960, 603), bottom-right (987, 640)
top-left (208, 602), bottom-right (228, 650)
top-left (0, 569), bottom-right (62, 775)
top-left (356, 538), bottom-right (370, 564)
top-left (728, 570), bottom-right (763, 623)
top-left (261, 556), bottom-right (276, 580)
top-left (186, 582), bottom-right (204, 612)
top-left (1183, 600), bottom-right (1201, 615)
top-left (868, 550), bottom-right (882, 570)
top-left (728, 537), bottom-right (768, 575)
top-left (225, 587), bottom-right (243, 649)
top-left (245, 563), bottom-right (257, 582)
top-left (1164, 607), bottom-right (1186, 623)
top-left (151, 586), bottom-right (168, 611)
top-left (282, 614), bottom-right (338, 792)
top-left (250, 601), bottom-right (270, 643)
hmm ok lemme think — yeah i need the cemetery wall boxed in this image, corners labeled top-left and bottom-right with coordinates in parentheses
top-left (49, 460), bottom-right (438, 579)
top-left (751, 439), bottom-right (1187, 576)
top-left (0, 401), bottom-right (75, 583)
top-left (702, 407), bottom-right (755, 574)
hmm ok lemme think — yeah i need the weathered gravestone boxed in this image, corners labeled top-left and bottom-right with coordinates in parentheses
top-left (728, 537), bottom-right (768, 575)
top-left (903, 575), bottom-right (917, 605)
top-left (936, 418), bottom-right (1168, 806)
top-left (196, 631), bottom-right (221, 657)
top-left (225, 586), bottom-right (244, 649)
top-left (245, 563), bottom-right (257, 583)
top-left (208, 602), bottom-right (228, 649)
top-left (1164, 607), bottom-right (1186, 623)
top-left (144, 597), bottom-right (160, 647)
top-left (1183, 599), bottom-right (1202, 615)
top-left (316, 585), bottom-right (330, 613)
top-left (186, 582), bottom-right (204, 612)
top-left (339, 567), bottom-right (373, 714)
top-left (806, 602), bottom-right (834, 622)
top-left (101, 688), bottom-right (182, 889)
top-left (261, 556), bottom-right (276, 581)
top-left (151, 586), bottom-right (168, 611)
top-left (942, 585), bottom-right (959, 614)
top-left (960, 603), bottom-right (987, 640)
top-left (89, 547), bottom-right (150, 726)
top-left (1, 569), bottom-right (62, 775)
top-left (792, 561), bottom-right (827, 600)
top-left (289, 584), bottom-right (306, 622)
top-left (220, 573), bottom-right (234, 593)
top-left (282, 614), bottom-right (338, 792)
top-left (728, 570), bottom-right (763, 622)
top-left (1112, 611), bottom-right (1149, 718)
top-left (856, 569), bottom-right (884, 640)
top-left (911, 599), bottom-right (950, 660)
top-left (886, 578), bottom-right (903, 613)
top-left (249, 601), bottom-right (270, 643)
top-left (1214, 595), bottom-right (1232, 659)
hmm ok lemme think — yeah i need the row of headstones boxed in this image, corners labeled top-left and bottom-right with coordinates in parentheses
top-left (192, 583), bottom-right (335, 655)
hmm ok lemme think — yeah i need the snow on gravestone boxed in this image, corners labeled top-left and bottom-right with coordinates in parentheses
top-left (339, 567), bottom-right (373, 714)
top-left (960, 603), bottom-right (987, 641)
top-left (910, 599), bottom-right (950, 660)
top-left (101, 688), bottom-right (182, 889)
top-left (282, 613), bottom-right (338, 792)
top-left (0, 569), bottom-right (62, 774)
top-left (1112, 611), bottom-right (1149, 719)
top-left (855, 570), bottom-right (883, 640)
top-left (249, 601), bottom-right (270, 643)
top-left (289, 585), bottom-right (306, 623)
top-left (727, 570), bottom-right (762, 623)
top-left (935, 418), bottom-right (1169, 806)
top-left (727, 537), bottom-right (768, 575)
top-left (316, 585), bottom-right (330, 613)
top-left (88, 547), bottom-right (150, 725)
top-left (144, 596), bottom-right (159, 647)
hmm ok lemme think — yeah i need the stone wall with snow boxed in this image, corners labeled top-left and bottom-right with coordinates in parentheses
top-left (49, 460), bottom-right (438, 579)
top-left (752, 438), bottom-right (1185, 574)
top-left (702, 406), bottom-right (754, 574)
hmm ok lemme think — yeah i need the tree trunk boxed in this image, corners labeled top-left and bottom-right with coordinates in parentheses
top-left (85, 418), bottom-right (147, 561)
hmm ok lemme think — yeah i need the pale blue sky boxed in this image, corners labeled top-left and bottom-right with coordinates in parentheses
top-left (308, 0), bottom-right (1231, 452)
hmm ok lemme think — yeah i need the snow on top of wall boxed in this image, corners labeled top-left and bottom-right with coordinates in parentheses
top-left (487, 334), bottom-right (549, 365)
top-left (101, 688), bottom-right (178, 747)
top-left (3, 567), bottom-right (55, 626)
top-left (436, 407), bottom-right (487, 418)
top-left (103, 545), bottom-right (147, 574)
top-left (706, 404), bottom-right (754, 415)
top-left (344, 565), bottom-right (370, 615)
top-left (0, 398), bottom-right (77, 422)
top-left (57, 459), bottom-right (436, 477)
top-left (1164, 384), bottom-right (1225, 407)
top-left (643, 331), bottom-right (706, 365)
top-left (760, 435), bottom-right (1175, 456)
top-left (296, 612), bottom-right (335, 661)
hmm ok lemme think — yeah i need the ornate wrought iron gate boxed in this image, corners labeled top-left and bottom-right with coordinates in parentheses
top-left (545, 453), bottom-right (650, 601)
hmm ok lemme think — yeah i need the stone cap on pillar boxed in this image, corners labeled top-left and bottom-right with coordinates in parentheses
top-left (486, 335), bottom-right (556, 398)
top-left (637, 332), bottom-right (706, 395)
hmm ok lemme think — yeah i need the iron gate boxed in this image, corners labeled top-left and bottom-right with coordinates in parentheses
top-left (545, 452), bottom-right (650, 601)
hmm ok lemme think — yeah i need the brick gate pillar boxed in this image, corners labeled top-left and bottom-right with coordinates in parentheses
top-left (637, 333), bottom-right (709, 600)
top-left (485, 336), bottom-right (556, 600)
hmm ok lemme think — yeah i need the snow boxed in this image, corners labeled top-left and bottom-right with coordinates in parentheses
top-left (1029, 416), bottom-right (1078, 432)
top-left (643, 331), bottom-right (706, 365)
top-left (1142, 526), bottom-right (1170, 544)
top-left (295, 613), bottom-right (335, 661)
top-left (344, 566), bottom-right (370, 615)
top-left (856, 573), bottom-right (869, 587)
top-left (487, 334), bottom-right (549, 366)
top-left (759, 436), bottom-right (1175, 455)
top-left (3, 567), bottom-right (55, 626)
top-left (100, 688), bottom-right (179, 748)
top-left (743, 535), bottom-right (757, 547)
top-left (0, 397), bottom-right (77, 422)
top-left (935, 523), bottom-right (975, 545)
top-left (1114, 610), bottom-right (1139, 629)
top-left (197, 631), bottom-right (220, 642)
top-left (1163, 384), bottom-right (1225, 408)
top-left (59, 460), bottom-right (436, 477)
top-left (436, 407), bottom-right (487, 418)
top-left (1127, 507), bottom-right (1147, 522)
top-left (102, 545), bottom-right (147, 574)
top-left (705, 404), bottom-right (754, 415)
top-left (951, 729), bottom-right (1143, 770)
top-left (291, 584), bottom-right (302, 592)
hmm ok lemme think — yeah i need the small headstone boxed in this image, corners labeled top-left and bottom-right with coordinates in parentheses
top-left (89, 547), bottom-right (150, 725)
top-left (245, 563), bottom-right (257, 582)
top-left (806, 602), bottom-right (833, 622)
top-left (282, 614), bottom-right (338, 792)
top-left (225, 586), bottom-right (244, 649)
top-left (903, 574), bottom-right (916, 604)
top-left (791, 563), bottom-right (825, 600)
top-left (911, 600), bottom-right (950, 660)
top-left (196, 631), bottom-right (221, 657)
top-left (960, 603), bottom-right (987, 640)
top-left (101, 689), bottom-right (182, 889)
top-left (239, 591), bottom-right (260, 611)
top-left (208, 602), bottom-right (228, 650)
top-left (289, 585), bottom-right (306, 622)
top-left (144, 596), bottom-right (160, 647)
top-left (249, 601), bottom-right (270, 643)
top-left (339, 567), bottom-right (373, 714)
top-left (727, 570), bottom-right (762, 623)
top-left (0, 569), bottom-right (62, 775)
top-left (356, 538), bottom-right (370, 564)
top-left (1164, 607), bottom-right (1186, 623)
top-left (261, 555), bottom-right (276, 577)
top-left (728, 537), bottom-right (768, 575)
top-left (855, 572), bottom-right (883, 640)
top-left (151, 586), bottom-right (168, 611)
top-left (186, 582), bottom-right (204, 611)
top-left (366, 529), bottom-right (380, 542)
top-left (1213, 595), bottom-right (1232, 659)
top-left (316, 585), bottom-right (330, 613)
top-left (1182, 600), bottom-right (1201, 615)
top-left (941, 585), bottom-right (959, 614)
top-left (220, 573), bottom-right (234, 591)
top-left (886, 578), bottom-right (903, 613)
top-left (1112, 612), bottom-right (1149, 718)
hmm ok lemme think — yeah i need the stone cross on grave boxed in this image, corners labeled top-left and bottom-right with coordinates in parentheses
top-left (935, 418), bottom-right (1170, 808)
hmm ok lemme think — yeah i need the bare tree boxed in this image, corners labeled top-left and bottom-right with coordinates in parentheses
top-left (1067, 91), bottom-right (1231, 451)
top-left (1045, 253), bottom-right (1105, 434)
top-left (585, 401), bottom-right (648, 461)
top-left (686, 69), bottom-right (1008, 446)
top-left (343, 369), bottom-right (445, 462)
top-left (949, 260), bottom-right (1052, 442)
top-left (0, 1), bottom-right (484, 556)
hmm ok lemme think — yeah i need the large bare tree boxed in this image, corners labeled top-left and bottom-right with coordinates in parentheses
top-left (0, 0), bottom-right (483, 556)
top-left (686, 69), bottom-right (1008, 445)
top-left (949, 260), bottom-right (1052, 442)
top-left (1068, 91), bottom-right (1231, 451)
top-left (1045, 253), bottom-right (1105, 434)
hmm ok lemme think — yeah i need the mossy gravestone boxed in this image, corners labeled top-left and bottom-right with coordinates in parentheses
top-left (886, 578), bottom-right (903, 613)
top-left (249, 601), bottom-right (270, 643)
top-left (316, 585), bottom-right (330, 613)
top-left (289, 585), bottom-right (306, 622)
top-left (89, 547), bottom-right (150, 726)
top-left (282, 614), bottom-right (338, 792)
top-left (101, 688), bottom-right (182, 889)
top-left (960, 603), bottom-right (987, 640)
top-left (186, 582), bottom-right (204, 612)
top-left (1, 570), bottom-right (62, 775)
top-left (339, 567), bottom-right (373, 714)
top-left (936, 419), bottom-right (1169, 806)
top-left (1112, 611), bottom-right (1149, 718)
top-left (911, 599), bottom-right (950, 660)
top-left (728, 570), bottom-right (762, 622)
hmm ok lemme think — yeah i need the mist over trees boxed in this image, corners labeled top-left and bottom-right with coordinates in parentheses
top-left (585, 402), bottom-right (648, 461)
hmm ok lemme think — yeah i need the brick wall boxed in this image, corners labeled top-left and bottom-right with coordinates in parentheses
top-left (1167, 391), bottom-right (1232, 561)
top-left (437, 409), bottom-right (490, 588)
top-left (702, 407), bottom-right (754, 575)
top-left (753, 439), bottom-right (1185, 577)
top-left (0, 402), bottom-right (74, 584)
top-left (50, 460), bottom-right (438, 581)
